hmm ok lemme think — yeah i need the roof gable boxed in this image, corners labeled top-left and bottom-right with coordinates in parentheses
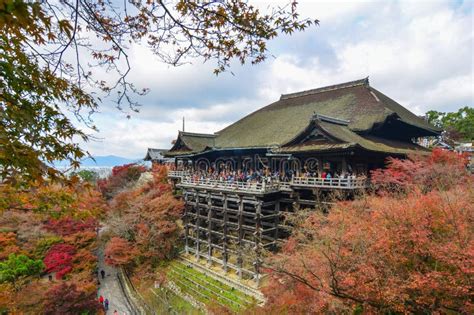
top-left (144, 148), bottom-right (167, 160)
top-left (277, 119), bottom-right (429, 155)
top-left (282, 114), bottom-right (348, 147)
top-left (166, 132), bottom-right (216, 156)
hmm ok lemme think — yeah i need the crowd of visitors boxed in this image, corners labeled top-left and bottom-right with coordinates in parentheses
top-left (171, 165), bottom-right (362, 185)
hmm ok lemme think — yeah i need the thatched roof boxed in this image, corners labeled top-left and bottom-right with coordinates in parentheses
top-left (166, 131), bottom-right (215, 156)
top-left (144, 148), bottom-right (168, 161)
top-left (164, 78), bottom-right (439, 157)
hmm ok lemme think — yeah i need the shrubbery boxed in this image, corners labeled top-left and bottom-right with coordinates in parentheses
top-left (264, 149), bottom-right (473, 314)
top-left (0, 182), bottom-right (105, 313)
top-left (97, 163), bottom-right (146, 199)
top-left (104, 164), bottom-right (183, 279)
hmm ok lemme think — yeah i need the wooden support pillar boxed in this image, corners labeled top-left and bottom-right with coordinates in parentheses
top-left (184, 192), bottom-right (189, 254)
top-left (273, 200), bottom-right (280, 251)
top-left (254, 200), bottom-right (262, 285)
top-left (317, 157), bottom-right (323, 177)
top-left (222, 194), bottom-right (229, 272)
top-left (195, 192), bottom-right (201, 261)
top-left (342, 156), bottom-right (347, 175)
top-left (293, 191), bottom-right (301, 211)
top-left (237, 196), bottom-right (244, 279)
top-left (207, 193), bottom-right (213, 265)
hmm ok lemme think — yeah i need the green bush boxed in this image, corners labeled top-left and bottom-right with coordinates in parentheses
top-left (0, 254), bottom-right (44, 283)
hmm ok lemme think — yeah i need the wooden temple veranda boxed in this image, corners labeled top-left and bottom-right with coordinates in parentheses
top-left (161, 78), bottom-right (440, 285)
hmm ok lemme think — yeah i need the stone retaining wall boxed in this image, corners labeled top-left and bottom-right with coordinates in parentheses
top-left (117, 268), bottom-right (152, 315)
top-left (165, 280), bottom-right (209, 314)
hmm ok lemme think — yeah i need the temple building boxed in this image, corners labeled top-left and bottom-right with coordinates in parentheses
top-left (143, 148), bottom-right (173, 165)
top-left (161, 78), bottom-right (440, 285)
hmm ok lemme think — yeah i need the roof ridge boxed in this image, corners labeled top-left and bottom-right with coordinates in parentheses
top-left (179, 131), bottom-right (217, 138)
top-left (312, 114), bottom-right (350, 125)
top-left (280, 77), bottom-right (369, 100)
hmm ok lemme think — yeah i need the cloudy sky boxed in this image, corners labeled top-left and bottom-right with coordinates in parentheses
top-left (81, 0), bottom-right (473, 158)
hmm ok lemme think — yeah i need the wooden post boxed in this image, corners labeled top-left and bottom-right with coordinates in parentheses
top-left (222, 194), bottom-right (228, 272)
top-left (342, 156), bottom-right (347, 176)
top-left (294, 191), bottom-right (300, 210)
top-left (195, 192), bottom-right (201, 261)
top-left (184, 192), bottom-right (189, 255)
top-left (273, 200), bottom-right (280, 251)
top-left (317, 157), bottom-right (323, 177)
top-left (237, 196), bottom-right (244, 279)
top-left (207, 193), bottom-right (213, 266)
top-left (254, 200), bottom-right (262, 285)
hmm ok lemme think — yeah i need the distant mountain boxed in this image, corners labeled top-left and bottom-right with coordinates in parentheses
top-left (54, 155), bottom-right (143, 167)
top-left (81, 155), bottom-right (142, 167)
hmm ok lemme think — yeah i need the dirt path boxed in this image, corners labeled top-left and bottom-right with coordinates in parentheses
top-left (97, 229), bottom-right (136, 315)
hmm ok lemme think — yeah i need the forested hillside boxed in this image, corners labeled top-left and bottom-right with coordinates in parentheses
top-left (0, 182), bottom-right (106, 313)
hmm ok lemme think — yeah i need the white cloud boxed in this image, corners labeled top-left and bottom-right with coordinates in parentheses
top-left (81, 0), bottom-right (473, 158)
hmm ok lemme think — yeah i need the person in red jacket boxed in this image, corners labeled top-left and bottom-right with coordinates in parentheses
top-left (98, 295), bottom-right (104, 304)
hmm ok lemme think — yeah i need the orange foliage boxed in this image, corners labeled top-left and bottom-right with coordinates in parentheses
top-left (265, 150), bottom-right (474, 314)
top-left (106, 165), bottom-right (183, 272)
top-left (0, 181), bottom-right (104, 313)
top-left (0, 232), bottom-right (20, 260)
top-left (105, 237), bottom-right (138, 267)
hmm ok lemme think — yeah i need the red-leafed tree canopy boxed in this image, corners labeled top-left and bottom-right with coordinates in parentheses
top-left (43, 244), bottom-right (76, 279)
top-left (264, 149), bottom-right (474, 314)
top-left (42, 283), bottom-right (101, 315)
top-left (44, 217), bottom-right (98, 236)
top-left (98, 163), bottom-right (147, 199)
top-left (371, 148), bottom-right (469, 193)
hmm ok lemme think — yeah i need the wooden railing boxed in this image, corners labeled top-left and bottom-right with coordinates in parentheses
top-left (175, 175), bottom-right (367, 193)
top-left (178, 178), bottom-right (280, 194)
top-left (291, 176), bottom-right (367, 189)
top-left (168, 170), bottom-right (191, 178)
top-left (278, 182), bottom-right (292, 191)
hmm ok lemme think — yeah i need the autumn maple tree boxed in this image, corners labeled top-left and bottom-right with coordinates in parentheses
top-left (43, 244), bottom-right (76, 279)
top-left (44, 216), bottom-right (98, 237)
top-left (98, 163), bottom-right (146, 199)
top-left (105, 164), bottom-right (183, 277)
top-left (370, 147), bottom-right (469, 193)
top-left (105, 236), bottom-right (138, 268)
top-left (42, 283), bottom-right (102, 315)
top-left (264, 149), bottom-right (473, 314)
top-left (0, 181), bottom-right (106, 313)
top-left (0, 0), bottom-right (318, 183)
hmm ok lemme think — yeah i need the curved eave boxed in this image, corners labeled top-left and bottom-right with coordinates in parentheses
top-left (165, 146), bottom-right (272, 159)
top-left (162, 150), bottom-right (193, 157)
